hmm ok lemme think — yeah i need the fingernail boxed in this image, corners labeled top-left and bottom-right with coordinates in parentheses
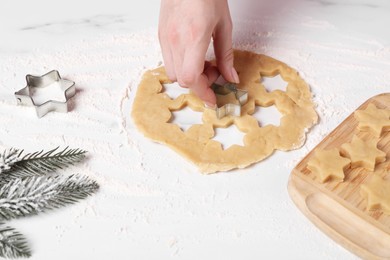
top-left (231, 67), bottom-right (240, 84)
top-left (205, 102), bottom-right (217, 109)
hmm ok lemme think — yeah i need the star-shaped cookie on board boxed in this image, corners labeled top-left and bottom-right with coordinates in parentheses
top-left (360, 174), bottom-right (390, 214)
top-left (354, 104), bottom-right (390, 137)
top-left (307, 148), bottom-right (351, 183)
top-left (340, 135), bottom-right (386, 171)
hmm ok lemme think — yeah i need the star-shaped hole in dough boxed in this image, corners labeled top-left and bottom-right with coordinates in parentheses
top-left (307, 148), bottom-right (351, 183)
top-left (360, 174), bottom-right (390, 214)
top-left (354, 104), bottom-right (390, 137)
top-left (340, 135), bottom-right (386, 171)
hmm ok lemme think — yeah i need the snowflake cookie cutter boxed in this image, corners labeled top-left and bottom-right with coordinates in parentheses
top-left (14, 70), bottom-right (76, 118)
top-left (211, 82), bottom-right (248, 119)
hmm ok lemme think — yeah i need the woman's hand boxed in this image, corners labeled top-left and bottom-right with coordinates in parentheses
top-left (158, 0), bottom-right (239, 107)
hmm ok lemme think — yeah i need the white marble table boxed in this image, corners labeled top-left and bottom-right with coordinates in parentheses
top-left (0, 0), bottom-right (389, 259)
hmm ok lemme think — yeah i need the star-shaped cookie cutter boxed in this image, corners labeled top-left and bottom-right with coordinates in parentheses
top-left (14, 70), bottom-right (76, 118)
top-left (211, 82), bottom-right (248, 119)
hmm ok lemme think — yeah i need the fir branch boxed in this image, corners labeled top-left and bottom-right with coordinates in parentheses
top-left (0, 147), bottom-right (87, 180)
top-left (0, 223), bottom-right (31, 259)
top-left (0, 149), bottom-right (22, 175)
top-left (0, 174), bottom-right (99, 220)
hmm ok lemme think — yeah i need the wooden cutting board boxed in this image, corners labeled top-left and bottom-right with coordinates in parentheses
top-left (288, 93), bottom-right (390, 260)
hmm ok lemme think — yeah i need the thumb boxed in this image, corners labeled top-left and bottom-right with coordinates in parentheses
top-left (213, 21), bottom-right (239, 84)
top-left (190, 74), bottom-right (217, 108)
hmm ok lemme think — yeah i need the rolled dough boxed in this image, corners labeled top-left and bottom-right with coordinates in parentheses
top-left (131, 50), bottom-right (318, 173)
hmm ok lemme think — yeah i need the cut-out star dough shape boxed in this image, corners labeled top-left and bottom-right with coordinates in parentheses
top-left (307, 148), bottom-right (351, 183)
top-left (360, 174), bottom-right (390, 214)
top-left (340, 135), bottom-right (386, 171)
top-left (354, 103), bottom-right (390, 137)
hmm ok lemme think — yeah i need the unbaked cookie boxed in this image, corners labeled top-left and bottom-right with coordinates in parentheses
top-left (340, 135), bottom-right (386, 171)
top-left (354, 104), bottom-right (390, 137)
top-left (360, 174), bottom-right (390, 214)
top-left (132, 50), bottom-right (318, 173)
top-left (307, 148), bottom-right (351, 183)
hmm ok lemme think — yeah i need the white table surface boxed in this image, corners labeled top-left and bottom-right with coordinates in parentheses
top-left (0, 0), bottom-right (389, 259)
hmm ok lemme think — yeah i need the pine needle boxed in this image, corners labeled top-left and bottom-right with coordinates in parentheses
top-left (0, 174), bottom-right (99, 220)
top-left (0, 223), bottom-right (31, 258)
top-left (0, 147), bottom-right (98, 258)
top-left (0, 147), bottom-right (87, 180)
top-left (0, 149), bottom-right (22, 175)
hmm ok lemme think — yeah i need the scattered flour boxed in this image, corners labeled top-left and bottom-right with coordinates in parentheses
top-left (0, 5), bottom-right (388, 258)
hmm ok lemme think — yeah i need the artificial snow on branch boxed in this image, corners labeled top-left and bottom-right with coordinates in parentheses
top-left (0, 174), bottom-right (99, 220)
top-left (0, 147), bottom-right (87, 181)
top-left (0, 147), bottom-right (98, 259)
top-left (0, 149), bottom-right (22, 174)
top-left (0, 223), bottom-right (30, 258)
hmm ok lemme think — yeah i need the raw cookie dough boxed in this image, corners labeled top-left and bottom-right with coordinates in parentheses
top-left (307, 148), bottom-right (351, 183)
top-left (354, 104), bottom-right (390, 137)
top-left (340, 135), bottom-right (386, 171)
top-left (132, 50), bottom-right (318, 173)
top-left (360, 174), bottom-right (390, 214)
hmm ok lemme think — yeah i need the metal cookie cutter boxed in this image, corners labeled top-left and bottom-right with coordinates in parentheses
top-left (14, 70), bottom-right (76, 118)
top-left (211, 82), bottom-right (248, 119)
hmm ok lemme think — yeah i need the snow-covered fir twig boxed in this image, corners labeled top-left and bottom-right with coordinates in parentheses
top-left (0, 223), bottom-right (30, 259)
top-left (0, 149), bottom-right (22, 174)
top-left (0, 174), bottom-right (99, 220)
top-left (0, 147), bottom-right (87, 181)
top-left (0, 147), bottom-right (98, 259)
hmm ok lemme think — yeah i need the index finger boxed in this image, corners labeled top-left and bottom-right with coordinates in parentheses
top-left (179, 41), bottom-right (216, 106)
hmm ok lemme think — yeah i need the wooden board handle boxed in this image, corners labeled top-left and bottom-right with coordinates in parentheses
top-left (288, 175), bottom-right (390, 260)
top-left (306, 192), bottom-right (390, 258)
